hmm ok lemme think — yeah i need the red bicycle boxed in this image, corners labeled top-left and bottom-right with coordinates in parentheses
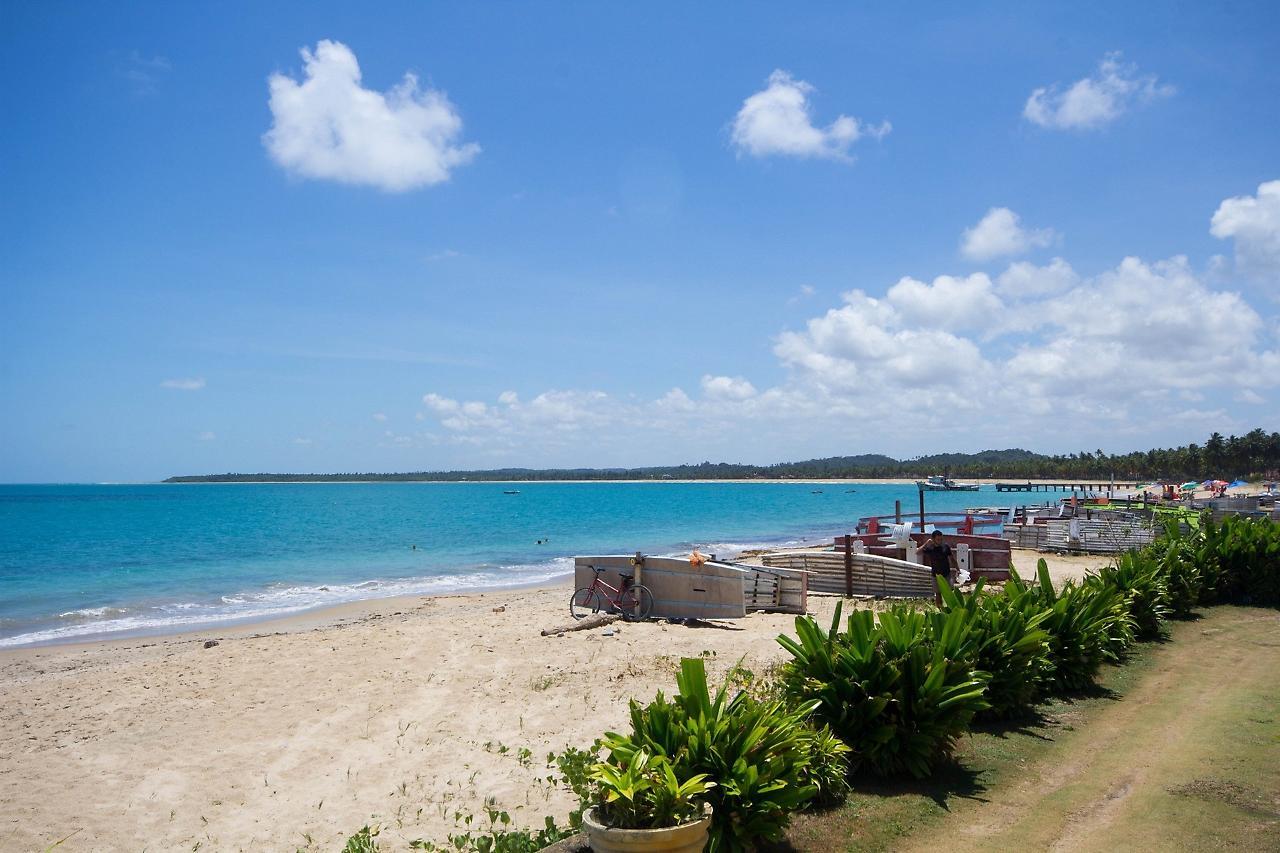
top-left (571, 565), bottom-right (654, 621)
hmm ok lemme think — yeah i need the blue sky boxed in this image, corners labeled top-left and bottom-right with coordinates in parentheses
top-left (2, 2), bottom-right (1278, 482)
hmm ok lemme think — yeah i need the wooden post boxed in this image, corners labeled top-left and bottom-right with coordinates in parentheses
top-left (895, 500), bottom-right (902, 524)
top-left (633, 551), bottom-right (644, 587)
top-left (843, 534), bottom-right (853, 598)
top-left (919, 488), bottom-right (926, 532)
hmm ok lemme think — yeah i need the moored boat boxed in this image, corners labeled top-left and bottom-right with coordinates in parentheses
top-left (915, 475), bottom-right (980, 491)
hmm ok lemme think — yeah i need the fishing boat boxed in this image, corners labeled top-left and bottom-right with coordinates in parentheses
top-left (503, 489), bottom-right (520, 495)
top-left (915, 475), bottom-right (980, 492)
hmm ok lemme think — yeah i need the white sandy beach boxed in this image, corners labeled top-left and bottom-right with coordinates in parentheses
top-left (0, 551), bottom-right (1119, 851)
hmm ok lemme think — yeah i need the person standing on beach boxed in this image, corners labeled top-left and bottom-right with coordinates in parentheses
top-left (920, 530), bottom-right (958, 605)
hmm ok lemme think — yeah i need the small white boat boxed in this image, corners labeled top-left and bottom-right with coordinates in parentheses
top-left (915, 475), bottom-right (980, 492)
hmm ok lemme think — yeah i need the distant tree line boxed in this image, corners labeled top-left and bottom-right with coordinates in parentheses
top-left (162, 428), bottom-right (1280, 484)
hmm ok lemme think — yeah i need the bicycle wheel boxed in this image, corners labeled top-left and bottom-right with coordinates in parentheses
top-left (570, 587), bottom-right (605, 619)
top-left (617, 584), bottom-right (654, 621)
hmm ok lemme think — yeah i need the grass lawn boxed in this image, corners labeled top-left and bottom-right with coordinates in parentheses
top-left (777, 605), bottom-right (1280, 852)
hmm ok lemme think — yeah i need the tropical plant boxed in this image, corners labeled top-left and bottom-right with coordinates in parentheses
top-left (602, 657), bottom-right (818, 852)
top-left (797, 724), bottom-right (852, 806)
top-left (938, 578), bottom-right (1054, 719)
top-left (777, 602), bottom-right (990, 778)
top-left (1009, 562), bottom-right (1132, 693)
top-left (1199, 516), bottom-right (1280, 608)
top-left (1091, 550), bottom-right (1170, 641)
top-left (1146, 521), bottom-right (1204, 617)
top-left (589, 750), bottom-right (714, 829)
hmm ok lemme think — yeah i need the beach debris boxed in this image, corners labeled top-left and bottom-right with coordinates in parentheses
top-left (540, 613), bottom-right (620, 636)
top-left (602, 628), bottom-right (615, 637)
top-left (492, 605), bottom-right (506, 613)
top-left (203, 640), bottom-right (219, 649)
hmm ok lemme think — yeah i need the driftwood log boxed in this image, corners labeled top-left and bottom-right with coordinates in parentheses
top-left (540, 613), bottom-right (620, 636)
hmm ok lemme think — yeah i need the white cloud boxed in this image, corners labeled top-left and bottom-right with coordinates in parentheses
top-left (414, 191), bottom-right (1280, 462)
top-left (263, 39), bottom-right (479, 192)
top-left (372, 412), bottom-right (387, 422)
top-left (773, 290), bottom-right (990, 396)
top-left (1024, 52), bottom-right (1174, 130)
top-left (885, 273), bottom-right (1004, 334)
top-left (1210, 179), bottom-right (1280, 283)
top-left (731, 70), bottom-right (889, 161)
top-left (160, 377), bottom-right (205, 391)
top-left (1236, 389), bottom-right (1266, 404)
top-left (196, 431), bottom-right (216, 441)
top-left (996, 257), bottom-right (1079, 297)
top-left (701, 375), bottom-right (758, 400)
top-left (961, 208), bottom-right (1057, 261)
top-left (294, 437), bottom-right (313, 445)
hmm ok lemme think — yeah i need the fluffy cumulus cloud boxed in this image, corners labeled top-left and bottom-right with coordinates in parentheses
top-left (961, 208), bottom-right (1057, 260)
top-left (1024, 52), bottom-right (1174, 131)
top-left (731, 70), bottom-right (890, 161)
top-left (412, 187), bottom-right (1278, 459)
top-left (1210, 179), bottom-right (1280, 283)
top-left (885, 273), bottom-right (1005, 334)
top-left (995, 257), bottom-right (1079, 297)
top-left (264, 40), bottom-right (479, 191)
top-left (701, 375), bottom-right (757, 400)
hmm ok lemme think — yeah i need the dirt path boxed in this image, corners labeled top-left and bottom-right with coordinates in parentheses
top-left (898, 606), bottom-right (1280, 852)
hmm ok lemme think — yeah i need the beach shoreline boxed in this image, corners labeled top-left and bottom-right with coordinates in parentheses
top-left (0, 550), bottom-right (1111, 852)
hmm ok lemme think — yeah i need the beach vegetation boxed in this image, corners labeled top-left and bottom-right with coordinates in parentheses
top-left (937, 578), bottom-right (1054, 719)
top-left (1198, 515), bottom-right (1280, 607)
top-left (1008, 562), bottom-right (1133, 692)
top-left (1090, 552), bottom-right (1171, 640)
top-left (777, 603), bottom-right (990, 778)
top-left (600, 656), bottom-right (819, 852)
top-left (796, 723), bottom-right (853, 806)
top-left (342, 825), bottom-right (382, 853)
top-left (588, 749), bottom-right (714, 829)
top-left (346, 516), bottom-right (1280, 851)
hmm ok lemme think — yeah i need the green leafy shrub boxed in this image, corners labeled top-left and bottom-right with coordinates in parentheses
top-left (777, 602), bottom-right (990, 778)
top-left (939, 578), bottom-right (1054, 719)
top-left (1200, 516), bottom-right (1280, 607)
top-left (1009, 562), bottom-right (1132, 693)
top-left (797, 724), bottom-right (852, 806)
top-left (1146, 522), bottom-right (1203, 617)
top-left (1091, 551), bottom-right (1170, 641)
top-left (589, 750), bottom-right (714, 829)
top-left (602, 657), bottom-right (818, 852)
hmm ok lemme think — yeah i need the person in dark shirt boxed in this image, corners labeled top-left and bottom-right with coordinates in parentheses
top-left (920, 530), bottom-right (958, 606)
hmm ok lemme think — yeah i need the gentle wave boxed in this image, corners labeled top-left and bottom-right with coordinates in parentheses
top-left (0, 558), bottom-right (574, 648)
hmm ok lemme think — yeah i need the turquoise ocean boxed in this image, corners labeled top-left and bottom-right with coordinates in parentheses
top-left (0, 482), bottom-right (999, 647)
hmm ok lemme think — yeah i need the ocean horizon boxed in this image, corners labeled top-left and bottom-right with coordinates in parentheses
top-left (0, 481), bottom-right (1000, 648)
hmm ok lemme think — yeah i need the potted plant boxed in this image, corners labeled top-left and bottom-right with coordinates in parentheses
top-left (582, 749), bottom-right (714, 853)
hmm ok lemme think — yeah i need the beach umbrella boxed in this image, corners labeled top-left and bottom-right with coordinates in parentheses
top-left (1181, 481), bottom-right (1200, 491)
top-left (1229, 479), bottom-right (1247, 488)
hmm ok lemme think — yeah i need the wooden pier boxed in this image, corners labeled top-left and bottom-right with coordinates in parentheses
top-left (994, 482), bottom-right (1138, 493)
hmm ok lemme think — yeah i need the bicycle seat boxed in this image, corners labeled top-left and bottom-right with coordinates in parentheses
top-left (617, 572), bottom-right (634, 581)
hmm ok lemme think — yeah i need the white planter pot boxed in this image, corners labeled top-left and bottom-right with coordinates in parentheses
top-left (581, 805), bottom-right (711, 853)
